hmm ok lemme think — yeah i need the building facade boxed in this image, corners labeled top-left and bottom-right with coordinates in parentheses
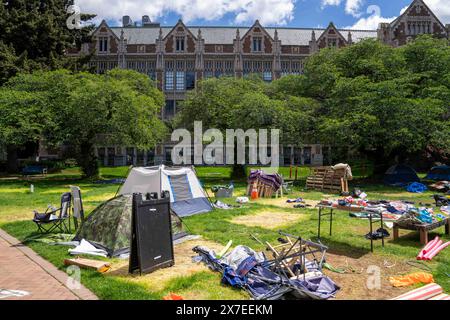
top-left (66, 0), bottom-right (449, 167)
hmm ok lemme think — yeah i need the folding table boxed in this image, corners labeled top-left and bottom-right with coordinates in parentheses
top-left (316, 205), bottom-right (385, 252)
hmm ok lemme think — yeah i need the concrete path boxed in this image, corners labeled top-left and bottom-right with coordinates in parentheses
top-left (0, 229), bottom-right (97, 300)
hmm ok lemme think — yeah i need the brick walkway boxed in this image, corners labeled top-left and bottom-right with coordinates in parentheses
top-left (0, 229), bottom-right (97, 300)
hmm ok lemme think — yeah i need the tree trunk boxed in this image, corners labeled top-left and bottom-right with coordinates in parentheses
top-left (231, 164), bottom-right (247, 180)
top-left (367, 148), bottom-right (390, 176)
top-left (6, 145), bottom-right (19, 173)
top-left (76, 141), bottom-right (99, 178)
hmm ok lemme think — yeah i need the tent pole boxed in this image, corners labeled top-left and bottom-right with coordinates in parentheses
top-left (114, 165), bottom-right (134, 198)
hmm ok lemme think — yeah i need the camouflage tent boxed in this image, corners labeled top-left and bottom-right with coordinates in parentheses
top-left (75, 195), bottom-right (184, 257)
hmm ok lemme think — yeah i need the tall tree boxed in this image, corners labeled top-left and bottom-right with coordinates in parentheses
top-left (176, 77), bottom-right (314, 176)
top-left (0, 0), bottom-right (96, 171)
top-left (0, 89), bottom-right (50, 172)
top-left (3, 69), bottom-right (167, 177)
top-left (0, 0), bottom-right (95, 83)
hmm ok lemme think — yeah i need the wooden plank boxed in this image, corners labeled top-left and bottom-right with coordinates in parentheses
top-left (64, 258), bottom-right (111, 273)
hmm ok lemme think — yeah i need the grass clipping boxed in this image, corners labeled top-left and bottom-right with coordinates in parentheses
top-left (231, 209), bottom-right (306, 229)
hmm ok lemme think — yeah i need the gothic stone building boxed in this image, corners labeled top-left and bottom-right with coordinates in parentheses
top-left (67, 0), bottom-right (449, 167)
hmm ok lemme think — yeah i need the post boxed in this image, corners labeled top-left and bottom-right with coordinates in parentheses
top-left (393, 225), bottom-right (399, 240)
top-left (318, 207), bottom-right (322, 239)
top-left (420, 228), bottom-right (428, 245)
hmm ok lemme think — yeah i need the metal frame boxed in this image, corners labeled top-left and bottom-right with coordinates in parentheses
top-left (317, 205), bottom-right (385, 252)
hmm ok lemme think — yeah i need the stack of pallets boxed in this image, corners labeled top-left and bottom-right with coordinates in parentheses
top-left (305, 166), bottom-right (349, 194)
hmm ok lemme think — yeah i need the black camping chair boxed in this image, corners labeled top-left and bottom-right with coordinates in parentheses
top-left (33, 192), bottom-right (72, 234)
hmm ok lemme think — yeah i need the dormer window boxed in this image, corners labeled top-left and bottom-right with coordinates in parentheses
top-left (328, 38), bottom-right (337, 48)
top-left (98, 37), bottom-right (108, 53)
top-left (176, 36), bottom-right (185, 52)
top-left (252, 37), bottom-right (262, 52)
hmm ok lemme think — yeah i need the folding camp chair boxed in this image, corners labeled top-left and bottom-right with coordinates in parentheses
top-left (70, 186), bottom-right (85, 231)
top-left (33, 192), bottom-right (72, 234)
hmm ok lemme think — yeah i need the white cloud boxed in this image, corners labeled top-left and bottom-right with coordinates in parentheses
top-left (424, 0), bottom-right (450, 24)
top-left (321, 0), bottom-right (365, 17)
top-left (75, 0), bottom-right (296, 26)
top-left (400, 6), bottom-right (409, 15)
top-left (345, 0), bottom-right (364, 17)
top-left (345, 5), bottom-right (396, 29)
top-left (321, 0), bottom-right (342, 6)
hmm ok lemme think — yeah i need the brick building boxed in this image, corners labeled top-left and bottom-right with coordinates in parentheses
top-left (66, 0), bottom-right (449, 167)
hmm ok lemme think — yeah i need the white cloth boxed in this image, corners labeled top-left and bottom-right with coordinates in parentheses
top-left (236, 197), bottom-right (249, 204)
top-left (68, 239), bottom-right (108, 257)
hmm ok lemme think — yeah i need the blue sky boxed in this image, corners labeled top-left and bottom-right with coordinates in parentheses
top-left (76, 0), bottom-right (450, 30)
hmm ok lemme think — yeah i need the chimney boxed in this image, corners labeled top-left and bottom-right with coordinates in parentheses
top-left (309, 30), bottom-right (318, 53)
top-left (377, 22), bottom-right (391, 44)
top-left (142, 15), bottom-right (151, 25)
top-left (142, 15), bottom-right (160, 28)
top-left (122, 15), bottom-right (133, 27)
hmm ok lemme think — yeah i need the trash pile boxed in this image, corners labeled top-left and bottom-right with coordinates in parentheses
top-left (193, 232), bottom-right (340, 300)
top-left (319, 190), bottom-right (449, 225)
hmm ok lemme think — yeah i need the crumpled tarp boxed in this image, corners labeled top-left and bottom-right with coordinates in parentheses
top-left (248, 170), bottom-right (283, 191)
top-left (407, 182), bottom-right (428, 193)
top-left (193, 245), bottom-right (340, 300)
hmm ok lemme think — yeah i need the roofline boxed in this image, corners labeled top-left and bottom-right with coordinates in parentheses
top-left (109, 25), bottom-right (377, 32)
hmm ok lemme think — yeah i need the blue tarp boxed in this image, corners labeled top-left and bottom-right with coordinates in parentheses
top-left (426, 165), bottom-right (450, 181)
top-left (406, 182), bottom-right (428, 193)
top-left (193, 246), bottom-right (340, 300)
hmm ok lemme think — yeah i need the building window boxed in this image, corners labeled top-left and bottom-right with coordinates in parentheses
top-left (164, 100), bottom-right (175, 119)
top-left (176, 71), bottom-right (185, 91)
top-left (165, 72), bottom-right (174, 90)
top-left (328, 38), bottom-right (337, 48)
top-left (252, 37), bottom-right (262, 52)
top-left (263, 71), bottom-right (272, 82)
top-left (186, 72), bottom-right (196, 90)
top-left (98, 37), bottom-right (108, 53)
top-left (176, 36), bottom-right (185, 52)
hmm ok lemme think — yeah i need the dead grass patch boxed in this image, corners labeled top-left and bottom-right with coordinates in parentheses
top-left (324, 252), bottom-right (414, 300)
top-left (230, 209), bottom-right (306, 229)
top-left (107, 238), bottom-right (225, 292)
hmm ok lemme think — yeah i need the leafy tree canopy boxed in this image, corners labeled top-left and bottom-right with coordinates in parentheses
top-left (1, 69), bottom-right (167, 177)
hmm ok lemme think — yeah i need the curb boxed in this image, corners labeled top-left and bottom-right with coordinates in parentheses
top-left (0, 228), bottom-right (98, 300)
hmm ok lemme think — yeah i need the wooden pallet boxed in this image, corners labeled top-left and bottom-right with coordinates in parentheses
top-left (247, 179), bottom-right (277, 198)
top-left (306, 167), bottom-right (349, 194)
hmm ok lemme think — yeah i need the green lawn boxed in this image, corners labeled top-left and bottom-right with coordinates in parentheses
top-left (0, 166), bottom-right (449, 300)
